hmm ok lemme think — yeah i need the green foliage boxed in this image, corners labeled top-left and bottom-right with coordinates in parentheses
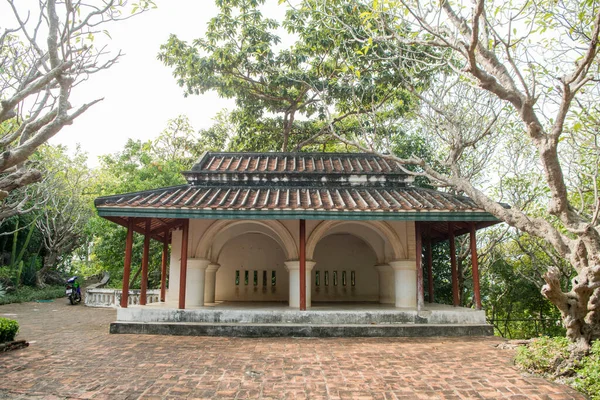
top-left (5, 219), bottom-right (37, 286)
top-left (159, 0), bottom-right (433, 151)
top-left (21, 257), bottom-right (41, 287)
top-left (86, 115), bottom-right (220, 285)
top-left (423, 241), bottom-right (453, 305)
top-left (0, 214), bottom-right (44, 290)
top-left (483, 231), bottom-right (567, 339)
top-left (30, 145), bottom-right (95, 283)
top-left (0, 285), bottom-right (65, 305)
top-left (515, 336), bottom-right (571, 374)
top-left (0, 317), bottom-right (19, 343)
top-left (573, 341), bottom-right (600, 399)
top-left (515, 338), bottom-right (600, 399)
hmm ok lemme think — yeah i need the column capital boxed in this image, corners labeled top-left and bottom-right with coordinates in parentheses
top-left (206, 263), bottom-right (220, 272)
top-left (187, 258), bottom-right (210, 270)
top-left (389, 260), bottom-right (416, 271)
top-left (284, 260), bottom-right (316, 271)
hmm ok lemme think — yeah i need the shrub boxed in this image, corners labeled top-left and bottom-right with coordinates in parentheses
top-left (515, 337), bottom-right (600, 399)
top-left (0, 317), bottom-right (19, 343)
top-left (573, 340), bottom-right (600, 400)
top-left (0, 285), bottom-right (65, 305)
top-left (515, 336), bottom-right (571, 375)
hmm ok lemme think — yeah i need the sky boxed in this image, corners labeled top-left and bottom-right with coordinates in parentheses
top-left (43, 0), bottom-right (279, 166)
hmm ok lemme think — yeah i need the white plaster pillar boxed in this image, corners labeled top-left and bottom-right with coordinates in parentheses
top-left (166, 229), bottom-right (182, 303)
top-left (305, 261), bottom-right (315, 308)
top-left (375, 264), bottom-right (395, 304)
top-left (390, 260), bottom-right (417, 308)
top-left (186, 258), bottom-right (209, 307)
top-left (284, 260), bottom-right (316, 309)
top-left (204, 263), bottom-right (220, 304)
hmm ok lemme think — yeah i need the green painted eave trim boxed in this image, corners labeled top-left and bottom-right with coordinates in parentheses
top-left (96, 206), bottom-right (500, 222)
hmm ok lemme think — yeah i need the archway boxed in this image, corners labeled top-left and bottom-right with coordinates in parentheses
top-left (195, 219), bottom-right (298, 262)
top-left (306, 220), bottom-right (405, 263)
top-left (215, 233), bottom-right (289, 302)
top-left (312, 233), bottom-right (379, 302)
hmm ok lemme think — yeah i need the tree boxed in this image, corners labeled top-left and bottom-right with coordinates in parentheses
top-left (34, 145), bottom-right (94, 286)
top-left (307, 0), bottom-right (600, 353)
top-left (0, 0), bottom-right (154, 223)
top-left (88, 116), bottom-right (225, 286)
top-left (158, 0), bottom-right (429, 151)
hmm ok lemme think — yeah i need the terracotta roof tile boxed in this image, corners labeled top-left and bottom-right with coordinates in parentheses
top-left (191, 152), bottom-right (406, 174)
top-left (94, 152), bottom-right (504, 217)
top-left (96, 184), bottom-right (482, 212)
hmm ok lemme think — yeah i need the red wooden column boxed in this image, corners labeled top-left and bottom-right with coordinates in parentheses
top-left (140, 219), bottom-right (151, 306)
top-left (299, 219), bottom-right (306, 311)
top-left (426, 236), bottom-right (434, 303)
top-left (178, 219), bottom-right (189, 309)
top-left (160, 240), bottom-right (169, 302)
top-left (415, 222), bottom-right (424, 310)
top-left (469, 223), bottom-right (483, 310)
top-left (120, 218), bottom-right (135, 308)
top-left (448, 222), bottom-right (459, 307)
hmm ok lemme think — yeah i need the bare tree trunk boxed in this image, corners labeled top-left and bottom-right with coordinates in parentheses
top-left (542, 265), bottom-right (600, 355)
top-left (130, 266), bottom-right (142, 288)
top-left (36, 252), bottom-right (58, 287)
top-left (281, 108), bottom-right (297, 152)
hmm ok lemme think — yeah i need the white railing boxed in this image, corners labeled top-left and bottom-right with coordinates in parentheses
top-left (85, 288), bottom-right (161, 308)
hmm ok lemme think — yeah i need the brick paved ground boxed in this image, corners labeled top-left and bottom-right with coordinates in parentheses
top-left (0, 300), bottom-right (585, 400)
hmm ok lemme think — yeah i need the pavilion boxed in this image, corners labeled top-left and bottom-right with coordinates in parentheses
top-left (95, 152), bottom-right (500, 336)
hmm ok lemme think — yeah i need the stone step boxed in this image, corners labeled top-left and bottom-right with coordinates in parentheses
top-left (110, 321), bottom-right (494, 337)
top-left (117, 307), bottom-right (487, 325)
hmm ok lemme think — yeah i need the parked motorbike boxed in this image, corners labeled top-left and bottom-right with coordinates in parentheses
top-left (66, 276), bottom-right (82, 305)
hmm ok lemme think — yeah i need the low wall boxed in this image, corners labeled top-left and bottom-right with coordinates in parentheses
top-left (85, 288), bottom-right (160, 308)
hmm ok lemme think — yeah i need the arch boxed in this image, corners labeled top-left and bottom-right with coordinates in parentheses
top-left (312, 233), bottom-right (380, 302)
top-left (306, 220), bottom-right (405, 262)
top-left (212, 227), bottom-right (282, 262)
top-left (195, 219), bottom-right (298, 262)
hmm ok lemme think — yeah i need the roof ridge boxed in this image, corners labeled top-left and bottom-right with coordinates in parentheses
top-left (201, 151), bottom-right (392, 157)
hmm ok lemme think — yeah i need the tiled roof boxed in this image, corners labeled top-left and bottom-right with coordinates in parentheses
top-left (184, 152), bottom-right (414, 187)
top-left (95, 152), bottom-right (502, 225)
top-left (190, 152), bottom-right (407, 174)
top-left (95, 184), bottom-right (480, 212)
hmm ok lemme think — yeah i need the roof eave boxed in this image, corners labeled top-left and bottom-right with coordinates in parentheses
top-left (96, 206), bottom-right (501, 222)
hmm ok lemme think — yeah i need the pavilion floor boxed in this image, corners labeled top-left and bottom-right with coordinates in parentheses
top-left (110, 301), bottom-right (493, 337)
top-left (132, 300), bottom-right (477, 312)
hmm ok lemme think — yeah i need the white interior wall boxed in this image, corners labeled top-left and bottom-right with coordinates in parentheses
top-left (321, 223), bottom-right (385, 263)
top-left (215, 233), bottom-right (288, 302)
top-left (167, 218), bottom-right (415, 305)
top-left (312, 234), bottom-right (379, 302)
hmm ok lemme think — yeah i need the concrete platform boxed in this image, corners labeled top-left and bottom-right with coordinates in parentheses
top-left (110, 321), bottom-right (494, 337)
top-left (111, 302), bottom-right (493, 337)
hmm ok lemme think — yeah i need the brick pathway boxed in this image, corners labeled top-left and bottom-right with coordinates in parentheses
top-left (0, 300), bottom-right (584, 400)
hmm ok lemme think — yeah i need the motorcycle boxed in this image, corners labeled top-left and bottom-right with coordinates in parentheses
top-left (66, 276), bottom-right (82, 305)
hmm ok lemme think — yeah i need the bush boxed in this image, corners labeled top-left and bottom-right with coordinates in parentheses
top-left (573, 341), bottom-right (600, 400)
top-left (0, 317), bottom-right (19, 343)
top-left (515, 337), bottom-right (600, 400)
top-left (515, 336), bottom-right (571, 375)
top-left (0, 285), bottom-right (65, 305)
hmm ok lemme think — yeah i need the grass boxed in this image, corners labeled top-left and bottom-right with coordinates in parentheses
top-left (0, 285), bottom-right (65, 305)
top-left (515, 337), bottom-right (600, 400)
